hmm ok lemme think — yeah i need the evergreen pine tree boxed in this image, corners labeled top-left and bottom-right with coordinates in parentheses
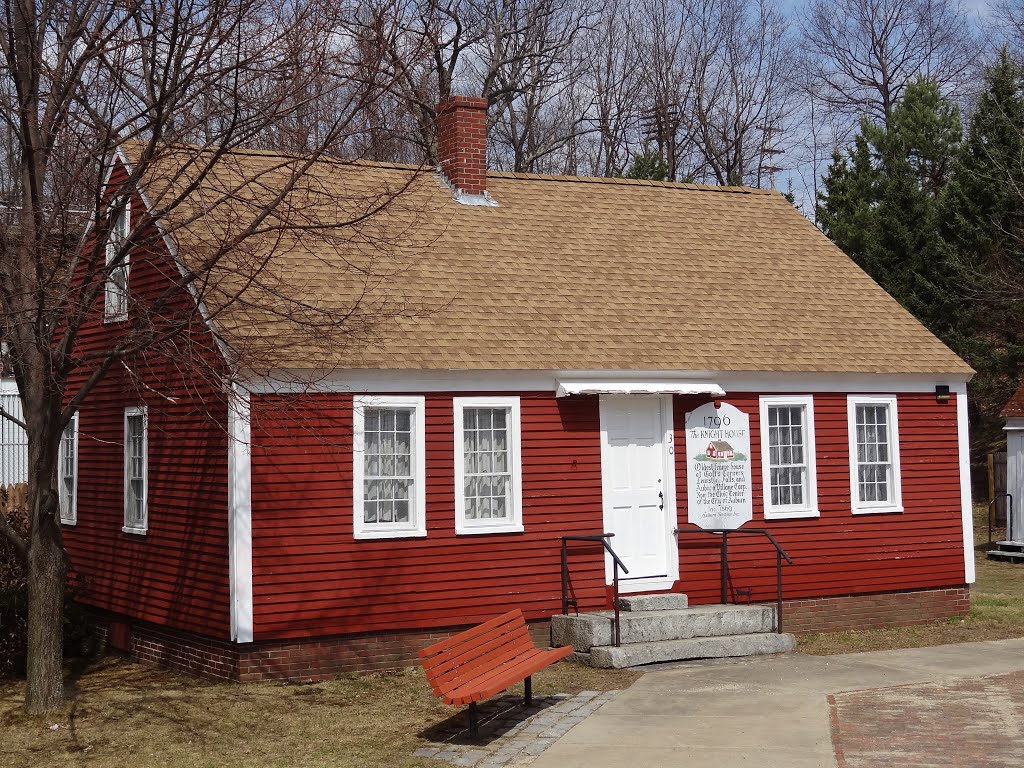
top-left (941, 48), bottom-right (1024, 445)
top-left (817, 79), bottom-right (962, 339)
top-left (625, 143), bottom-right (670, 181)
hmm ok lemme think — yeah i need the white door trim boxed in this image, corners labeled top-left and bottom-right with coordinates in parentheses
top-left (599, 395), bottom-right (679, 593)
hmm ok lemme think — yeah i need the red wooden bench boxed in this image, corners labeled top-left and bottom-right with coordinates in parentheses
top-left (418, 609), bottom-right (573, 738)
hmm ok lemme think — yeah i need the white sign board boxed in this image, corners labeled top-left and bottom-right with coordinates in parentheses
top-left (685, 402), bottom-right (753, 530)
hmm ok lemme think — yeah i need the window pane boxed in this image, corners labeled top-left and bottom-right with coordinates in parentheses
top-left (60, 421), bottom-right (76, 519)
top-left (460, 406), bottom-right (514, 526)
top-left (854, 402), bottom-right (894, 506)
top-left (766, 404), bottom-right (809, 509)
top-left (394, 499), bottom-right (410, 523)
top-left (395, 410), bottom-right (410, 432)
top-left (362, 407), bottom-right (417, 526)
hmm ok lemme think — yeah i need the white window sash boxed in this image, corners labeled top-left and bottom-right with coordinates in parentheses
top-left (848, 395), bottom-right (903, 514)
top-left (58, 413), bottom-right (79, 525)
top-left (104, 199), bottom-right (130, 322)
top-left (123, 406), bottom-right (148, 534)
top-left (454, 397), bottom-right (524, 535)
top-left (759, 395), bottom-right (818, 519)
top-left (352, 395), bottom-right (426, 539)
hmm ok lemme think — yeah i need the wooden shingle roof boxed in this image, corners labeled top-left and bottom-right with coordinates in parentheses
top-left (138, 146), bottom-right (972, 376)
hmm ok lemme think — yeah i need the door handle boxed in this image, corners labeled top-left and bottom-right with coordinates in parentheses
top-left (658, 491), bottom-right (664, 510)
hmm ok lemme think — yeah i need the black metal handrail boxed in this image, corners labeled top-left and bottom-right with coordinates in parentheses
top-left (674, 528), bottom-right (793, 634)
top-left (560, 534), bottom-right (629, 647)
top-left (988, 493), bottom-right (1015, 546)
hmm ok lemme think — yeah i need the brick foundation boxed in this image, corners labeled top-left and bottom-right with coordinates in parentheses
top-left (88, 586), bottom-right (969, 682)
top-left (781, 586), bottom-right (970, 634)
top-left (90, 613), bottom-right (553, 683)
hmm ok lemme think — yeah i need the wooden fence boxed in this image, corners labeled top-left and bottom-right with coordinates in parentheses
top-left (0, 392), bottom-right (27, 485)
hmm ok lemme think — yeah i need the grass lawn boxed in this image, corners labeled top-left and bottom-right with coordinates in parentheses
top-left (0, 656), bottom-right (639, 768)
top-left (798, 506), bottom-right (1024, 655)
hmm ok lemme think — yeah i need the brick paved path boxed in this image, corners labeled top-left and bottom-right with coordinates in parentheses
top-left (414, 690), bottom-right (620, 768)
top-left (830, 671), bottom-right (1024, 767)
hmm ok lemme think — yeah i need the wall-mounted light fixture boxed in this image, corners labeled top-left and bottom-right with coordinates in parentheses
top-left (935, 384), bottom-right (951, 403)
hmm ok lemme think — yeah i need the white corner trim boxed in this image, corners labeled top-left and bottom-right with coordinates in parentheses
top-left (228, 386), bottom-right (254, 643)
top-left (1005, 417), bottom-right (1024, 432)
top-left (956, 382), bottom-right (976, 584)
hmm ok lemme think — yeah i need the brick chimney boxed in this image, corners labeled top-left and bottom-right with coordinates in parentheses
top-left (436, 96), bottom-right (489, 198)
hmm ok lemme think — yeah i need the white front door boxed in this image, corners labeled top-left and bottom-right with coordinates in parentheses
top-left (599, 396), bottom-right (677, 591)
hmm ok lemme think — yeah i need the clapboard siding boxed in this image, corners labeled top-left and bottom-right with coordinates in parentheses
top-left (61, 171), bottom-right (232, 638)
top-left (249, 392), bottom-right (607, 640)
top-left (674, 392), bottom-right (965, 606)
top-left (248, 389), bottom-right (966, 641)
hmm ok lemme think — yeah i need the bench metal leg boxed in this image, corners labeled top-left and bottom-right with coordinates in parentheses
top-left (468, 702), bottom-right (479, 740)
top-left (525, 676), bottom-right (532, 707)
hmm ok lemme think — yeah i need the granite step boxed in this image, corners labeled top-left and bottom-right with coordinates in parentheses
top-left (583, 632), bottom-right (797, 669)
top-left (551, 604), bottom-right (775, 652)
top-left (616, 593), bottom-right (689, 612)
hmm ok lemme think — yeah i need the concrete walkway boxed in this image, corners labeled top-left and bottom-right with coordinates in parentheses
top-left (531, 638), bottom-right (1024, 768)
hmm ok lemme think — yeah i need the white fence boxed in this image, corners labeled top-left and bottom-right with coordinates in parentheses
top-left (0, 385), bottom-right (27, 485)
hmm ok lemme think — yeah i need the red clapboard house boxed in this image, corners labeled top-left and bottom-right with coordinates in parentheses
top-left (60, 97), bottom-right (975, 680)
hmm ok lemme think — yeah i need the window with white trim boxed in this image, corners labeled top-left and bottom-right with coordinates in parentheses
top-left (848, 395), bottom-right (903, 514)
top-left (454, 397), bottom-right (523, 534)
top-left (123, 406), bottom-right (148, 533)
top-left (104, 199), bottom-right (130, 322)
top-left (353, 395), bottom-right (426, 539)
top-left (58, 413), bottom-right (78, 525)
top-left (759, 396), bottom-right (818, 519)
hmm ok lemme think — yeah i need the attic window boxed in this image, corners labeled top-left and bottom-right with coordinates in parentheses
top-left (104, 199), bottom-right (130, 322)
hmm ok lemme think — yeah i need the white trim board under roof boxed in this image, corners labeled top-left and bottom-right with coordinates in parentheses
top-left (243, 369), bottom-right (972, 395)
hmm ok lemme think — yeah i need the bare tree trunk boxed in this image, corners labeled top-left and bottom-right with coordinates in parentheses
top-left (24, 485), bottom-right (64, 714)
top-left (23, 382), bottom-right (65, 714)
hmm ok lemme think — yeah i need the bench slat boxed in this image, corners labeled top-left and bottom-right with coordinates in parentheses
top-left (445, 646), bottom-right (574, 705)
top-left (421, 620), bottom-right (532, 675)
top-left (423, 623), bottom-right (533, 680)
top-left (418, 610), bottom-right (525, 660)
top-left (429, 634), bottom-right (537, 696)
